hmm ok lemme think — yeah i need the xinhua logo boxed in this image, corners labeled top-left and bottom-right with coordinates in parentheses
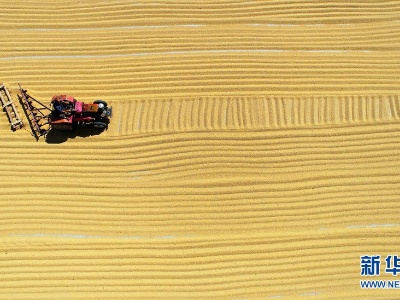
top-left (360, 255), bottom-right (400, 289)
top-left (361, 255), bottom-right (400, 276)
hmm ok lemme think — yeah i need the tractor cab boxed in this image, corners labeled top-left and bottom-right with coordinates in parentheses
top-left (51, 95), bottom-right (75, 117)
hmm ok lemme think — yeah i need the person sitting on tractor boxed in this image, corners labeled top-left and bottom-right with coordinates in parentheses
top-left (53, 100), bottom-right (73, 119)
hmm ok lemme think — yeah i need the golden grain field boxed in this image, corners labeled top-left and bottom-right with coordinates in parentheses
top-left (1, 1), bottom-right (400, 299)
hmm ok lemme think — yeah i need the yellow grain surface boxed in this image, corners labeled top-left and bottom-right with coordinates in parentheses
top-left (0, 1), bottom-right (400, 299)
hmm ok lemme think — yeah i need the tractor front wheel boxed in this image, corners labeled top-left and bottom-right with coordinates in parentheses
top-left (94, 100), bottom-right (108, 107)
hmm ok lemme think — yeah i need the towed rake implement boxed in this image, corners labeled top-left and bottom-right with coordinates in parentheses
top-left (17, 84), bottom-right (51, 140)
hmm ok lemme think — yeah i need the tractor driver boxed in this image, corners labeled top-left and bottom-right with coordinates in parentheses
top-left (53, 100), bottom-right (73, 119)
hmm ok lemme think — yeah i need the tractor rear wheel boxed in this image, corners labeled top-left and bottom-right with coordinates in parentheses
top-left (93, 121), bottom-right (107, 129)
top-left (53, 124), bottom-right (73, 131)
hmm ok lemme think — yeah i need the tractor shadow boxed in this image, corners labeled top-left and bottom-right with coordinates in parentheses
top-left (45, 126), bottom-right (106, 144)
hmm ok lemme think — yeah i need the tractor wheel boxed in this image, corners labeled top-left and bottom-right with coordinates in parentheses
top-left (94, 100), bottom-right (108, 107)
top-left (93, 121), bottom-right (107, 129)
top-left (53, 124), bottom-right (73, 131)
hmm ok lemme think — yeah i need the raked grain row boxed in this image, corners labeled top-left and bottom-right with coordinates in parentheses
top-left (0, 231), bottom-right (399, 299)
top-left (2, 23), bottom-right (400, 55)
top-left (1, 123), bottom-right (400, 237)
top-left (1, 53), bottom-right (400, 100)
top-left (1, 0), bottom-right (400, 28)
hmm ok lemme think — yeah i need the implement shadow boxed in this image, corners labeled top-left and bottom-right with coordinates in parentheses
top-left (45, 126), bottom-right (105, 144)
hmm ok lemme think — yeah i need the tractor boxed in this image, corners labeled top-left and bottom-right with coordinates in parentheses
top-left (50, 95), bottom-right (112, 131)
top-left (17, 85), bottom-right (112, 140)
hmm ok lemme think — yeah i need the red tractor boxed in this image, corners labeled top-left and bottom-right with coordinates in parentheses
top-left (50, 95), bottom-right (112, 131)
top-left (18, 85), bottom-right (112, 140)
